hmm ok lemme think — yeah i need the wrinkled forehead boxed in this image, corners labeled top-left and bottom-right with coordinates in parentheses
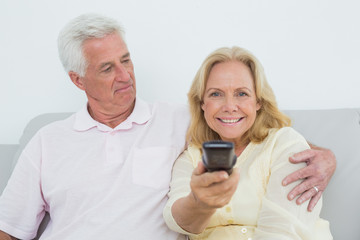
top-left (82, 33), bottom-right (129, 68)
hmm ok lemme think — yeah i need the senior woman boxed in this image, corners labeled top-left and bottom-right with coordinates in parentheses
top-left (163, 47), bottom-right (332, 239)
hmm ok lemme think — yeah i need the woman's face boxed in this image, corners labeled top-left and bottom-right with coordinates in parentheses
top-left (201, 61), bottom-right (261, 145)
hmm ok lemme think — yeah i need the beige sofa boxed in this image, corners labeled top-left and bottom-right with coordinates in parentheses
top-left (1, 108), bottom-right (359, 239)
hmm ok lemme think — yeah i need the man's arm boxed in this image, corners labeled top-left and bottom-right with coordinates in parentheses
top-left (0, 231), bottom-right (17, 240)
top-left (282, 144), bottom-right (336, 211)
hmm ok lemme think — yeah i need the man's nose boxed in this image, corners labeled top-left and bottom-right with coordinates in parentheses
top-left (114, 64), bottom-right (130, 82)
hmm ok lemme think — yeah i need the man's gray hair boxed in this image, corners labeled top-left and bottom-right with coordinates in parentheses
top-left (58, 13), bottom-right (125, 77)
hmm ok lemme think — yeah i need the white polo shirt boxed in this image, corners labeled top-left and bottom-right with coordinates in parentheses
top-left (0, 98), bottom-right (189, 240)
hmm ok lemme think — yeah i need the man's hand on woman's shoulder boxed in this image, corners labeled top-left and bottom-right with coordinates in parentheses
top-left (282, 144), bottom-right (336, 211)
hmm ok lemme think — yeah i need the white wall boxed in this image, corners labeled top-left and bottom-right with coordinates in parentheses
top-left (1, 0), bottom-right (359, 144)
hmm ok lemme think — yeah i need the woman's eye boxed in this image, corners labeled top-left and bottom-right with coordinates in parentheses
top-left (237, 92), bottom-right (247, 97)
top-left (210, 92), bottom-right (221, 97)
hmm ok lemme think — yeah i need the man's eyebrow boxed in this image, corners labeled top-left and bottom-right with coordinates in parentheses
top-left (99, 62), bottom-right (112, 70)
top-left (121, 52), bottom-right (130, 59)
top-left (98, 53), bottom-right (131, 70)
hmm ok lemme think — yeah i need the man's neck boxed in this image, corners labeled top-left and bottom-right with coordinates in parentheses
top-left (87, 101), bottom-right (135, 128)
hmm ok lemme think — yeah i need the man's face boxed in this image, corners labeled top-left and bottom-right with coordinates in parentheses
top-left (75, 33), bottom-right (136, 114)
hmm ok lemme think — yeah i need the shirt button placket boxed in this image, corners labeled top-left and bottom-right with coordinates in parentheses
top-left (241, 227), bottom-right (250, 239)
top-left (106, 131), bottom-right (117, 163)
top-left (224, 204), bottom-right (234, 225)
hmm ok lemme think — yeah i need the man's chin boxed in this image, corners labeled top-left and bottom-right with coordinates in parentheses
top-left (116, 94), bottom-right (136, 107)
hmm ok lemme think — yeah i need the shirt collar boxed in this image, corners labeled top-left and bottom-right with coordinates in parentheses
top-left (73, 98), bottom-right (151, 132)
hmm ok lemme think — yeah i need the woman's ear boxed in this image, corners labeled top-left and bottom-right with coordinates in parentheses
top-left (69, 71), bottom-right (85, 90)
top-left (201, 101), bottom-right (205, 111)
top-left (256, 100), bottom-right (262, 111)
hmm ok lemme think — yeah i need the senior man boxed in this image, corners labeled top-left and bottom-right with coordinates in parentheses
top-left (0, 13), bottom-right (335, 240)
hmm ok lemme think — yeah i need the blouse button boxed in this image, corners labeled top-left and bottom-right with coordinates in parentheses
top-left (241, 227), bottom-right (247, 234)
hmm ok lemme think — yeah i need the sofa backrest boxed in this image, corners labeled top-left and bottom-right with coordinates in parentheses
top-left (284, 108), bottom-right (360, 240)
top-left (2, 108), bottom-right (360, 239)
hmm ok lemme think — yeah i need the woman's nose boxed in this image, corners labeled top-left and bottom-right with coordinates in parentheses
top-left (222, 97), bottom-right (238, 112)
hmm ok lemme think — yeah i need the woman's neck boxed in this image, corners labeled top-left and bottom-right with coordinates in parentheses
top-left (234, 141), bottom-right (249, 156)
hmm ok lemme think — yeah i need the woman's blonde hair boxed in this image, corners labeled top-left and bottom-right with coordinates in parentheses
top-left (187, 46), bottom-right (291, 149)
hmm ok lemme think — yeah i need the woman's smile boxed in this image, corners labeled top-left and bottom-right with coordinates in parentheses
top-left (217, 117), bottom-right (244, 124)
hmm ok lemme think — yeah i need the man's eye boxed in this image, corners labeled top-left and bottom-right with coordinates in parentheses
top-left (122, 59), bottom-right (130, 64)
top-left (103, 67), bottom-right (111, 72)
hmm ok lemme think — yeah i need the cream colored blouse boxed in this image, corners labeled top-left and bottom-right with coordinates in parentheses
top-left (163, 127), bottom-right (332, 240)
